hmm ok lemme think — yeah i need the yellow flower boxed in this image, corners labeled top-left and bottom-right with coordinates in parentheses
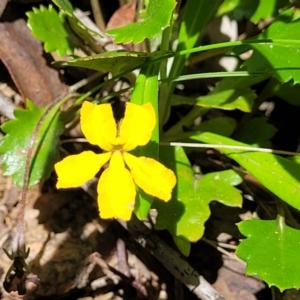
top-left (55, 101), bottom-right (176, 220)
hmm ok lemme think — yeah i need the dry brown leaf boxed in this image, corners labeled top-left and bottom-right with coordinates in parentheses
top-left (106, 2), bottom-right (136, 30)
top-left (213, 256), bottom-right (267, 300)
top-left (0, 0), bottom-right (8, 18)
top-left (0, 19), bottom-right (66, 108)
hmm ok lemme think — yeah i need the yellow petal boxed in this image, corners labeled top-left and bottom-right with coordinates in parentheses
top-left (55, 151), bottom-right (111, 188)
top-left (119, 102), bottom-right (156, 151)
top-left (80, 101), bottom-right (118, 151)
top-left (123, 152), bottom-right (176, 201)
top-left (97, 151), bottom-right (136, 220)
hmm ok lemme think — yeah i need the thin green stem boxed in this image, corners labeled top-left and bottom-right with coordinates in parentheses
top-left (159, 19), bottom-right (173, 129)
top-left (177, 39), bottom-right (300, 57)
top-left (149, 39), bottom-right (300, 69)
top-left (160, 71), bottom-right (268, 83)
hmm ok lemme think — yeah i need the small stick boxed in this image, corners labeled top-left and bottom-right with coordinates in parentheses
top-left (202, 238), bottom-right (245, 266)
top-left (116, 238), bottom-right (131, 278)
top-left (118, 216), bottom-right (225, 300)
top-left (91, 252), bottom-right (148, 297)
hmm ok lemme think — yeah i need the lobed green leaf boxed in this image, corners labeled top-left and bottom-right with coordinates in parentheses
top-left (193, 132), bottom-right (300, 211)
top-left (234, 117), bottom-right (277, 148)
top-left (244, 9), bottom-right (300, 84)
top-left (55, 50), bottom-right (171, 75)
top-left (53, 0), bottom-right (103, 53)
top-left (272, 80), bottom-right (300, 106)
top-left (217, 0), bottom-right (290, 23)
top-left (27, 5), bottom-right (74, 56)
top-left (0, 100), bottom-right (64, 187)
top-left (155, 146), bottom-right (242, 254)
top-left (236, 218), bottom-right (300, 290)
top-left (106, 0), bottom-right (176, 44)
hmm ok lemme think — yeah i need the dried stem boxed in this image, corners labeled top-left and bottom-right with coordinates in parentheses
top-left (116, 238), bottom-right (131, 278)
top-left (118, 216), bottom-right (225, 300)
top-left (91, 252), bottom-right (148, 297)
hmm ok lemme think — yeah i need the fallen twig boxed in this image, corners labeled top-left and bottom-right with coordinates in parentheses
top-left (75, 252), bottom-right (148, 297)
top-left (118, 216), bottom-right (225, 300)
top-left (116, 238), bottom-right (131, 278)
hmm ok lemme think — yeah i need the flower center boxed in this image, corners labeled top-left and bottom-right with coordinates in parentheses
top-left (112, 145), bottom-right (124, 152)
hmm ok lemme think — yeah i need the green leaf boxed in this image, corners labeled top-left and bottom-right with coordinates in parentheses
top-left (195, 117), bottom-right (237, 137)
top-left (53, 0), bottom-right (103, 53)
top-left (0, 100), bottom-right (64, 187)
top-left (170, 75), bottom-right (256, 113)
top-left (131, 65), bottom-right (160, 219)
top-left (250, 0), bottom-right (277, 23)
top-left (155, 146), bottom-right (242, 253)
top-left (234, 117), bottom-right (277, 147)
top-left (288, 155), bottom-right (300, 165)
top-left (106, 0), bottom-right (176, 44)
top-left (217, 0), bottom-right (290, 23)
top-left (177, 0), bottom-right (219, 52)
top-left (56, 50), bottom-right (148, 74)
top-left (244, 8), bottom-right (300, 84)
top-left (161, 116), bottom-right (236, 143)
top-left (212, 74), bottom-right (263, 92)
top-left (217, 0), bottom-right (241, 17)
top-left (27, 5), bottom-right (74, 56)
top-left (163, 76), bottom-right (261, 141)
top-left (171, 87), bottom-right (255, 112)
top-left (236, 218), bottom-right (300, 290)
top-left (173, 236), bottom-right (191, 257)
top-left (193, 132), bottom-right (300, 211)
top-left (52, 0), bottom-right (73, 14)
top-left (273, 80), bottom-right (300, 106)
top-left (218, 0), bottom-right (258, 20)
top-left (55, 50), bottom-right (171, 75)
top-left (161, 0), bottom-right (219, 124)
